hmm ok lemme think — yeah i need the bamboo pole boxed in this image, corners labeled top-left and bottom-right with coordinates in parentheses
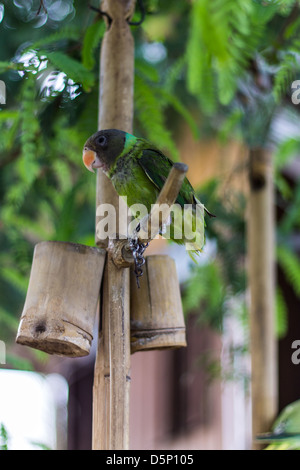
top-left (247, 147), bottom-right (278, 448)
top-left (92, 0), bottom-right (135, 450)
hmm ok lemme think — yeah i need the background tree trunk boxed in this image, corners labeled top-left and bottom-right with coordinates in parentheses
top-left (247, 147), bottom-right (278, 448)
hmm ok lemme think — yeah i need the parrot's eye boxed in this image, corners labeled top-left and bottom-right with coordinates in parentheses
top-left (97, 135), bottom-right (107, 148)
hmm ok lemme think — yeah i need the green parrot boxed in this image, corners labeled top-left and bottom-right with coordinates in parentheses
top-left (83, 129), bottom-right (214, 258)
top-left (256, 400), bottom-right (300, 450)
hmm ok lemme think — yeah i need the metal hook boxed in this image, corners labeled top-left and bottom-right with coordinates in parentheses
top-left (89, 4), bottom-right (112, 25)
top-left (89, 0), bottom-right (145, 27)
top-left (128, 0), bottom-right (146, 26)
top-left (37, 0), bottom-right (47, 15)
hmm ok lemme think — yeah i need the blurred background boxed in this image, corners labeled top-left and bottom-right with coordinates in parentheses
top-left (0, 0), bottom-right (300, 450)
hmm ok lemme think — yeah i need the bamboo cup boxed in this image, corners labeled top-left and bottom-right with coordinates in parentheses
top-left (130, 255), bottom-right (186, 353)
top-left (16, 241), bottom-right (106, 357)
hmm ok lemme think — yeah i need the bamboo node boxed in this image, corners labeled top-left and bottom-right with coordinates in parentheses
top-left (108, 237), bottom-right (134, 268)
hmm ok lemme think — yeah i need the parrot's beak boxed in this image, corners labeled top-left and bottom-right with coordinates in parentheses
top-left (83, 148), bottom-right (97, 173)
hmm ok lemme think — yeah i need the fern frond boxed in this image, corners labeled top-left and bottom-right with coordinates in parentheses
top-left (273, 53), bottom-right (298, 102)
top-left (158, 88), bottom-right (199, 139)
top-left (279, 180), bottom-right (300, 233)
top-left (275, 286), bottom-right (288, 339)
top-left (44, 51), bottom-right (95, 91)
top-left (0, 61), bottom-right (22, 73)
top-left (218, 107), bottom-right (243, 143)
top-left (82, 20), bottom-right (105, 70)
top-left (134, 73), bottom-right (179, 159)
top-left (52, 159), bottom-right (73, 193)
top-left (135, 59), bottom-right (160, 83)
top-left (182, 261), bottom-right (225, 331)
top-left (0, 423), bottom-right (9, 450)
top-left (4, 76), bottom-right (40, 209)
top-left (277, 245), bottom-right (300, 297)
top-left (186, 0), bottom-right (275, 109)
top-left (275, 137), bottom-right (300, 171)
top-left (24, 27), bottom-right (80, 52)
top-left (186, 0), bottom-right (217, 114)
top-left (19, 76), bottom-right (40, 184)
top-left (164, 56), bottom-right (186, 93)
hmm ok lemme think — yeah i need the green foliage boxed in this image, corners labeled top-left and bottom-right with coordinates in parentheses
top-left (159, 89), bottom-right (199, 140)
top-left (23, 27), bottom-right (80, 52)
top-left (277, 245), bottom-right (300, 298)
top-left (0, 0), bottom-right (300, 370)
top-left (30, 441), bottom-right (52, 450)
top-left (134, 72), bottom-right (179, 159)
top-left (0, 6), bottom-right (99, 356)
top-left (0, 61), bottom-right (22, 72)
top-left (82, 20), bottom-right (105, 70)
top-left (185, 0), bottom-right (278, 114)
top-left (182, 179), bottom-right (247, 332)
top-left (0, 424), bottom-right (9, 451)
top-left (182, 261), bottom-right (226, 331)
top-left (134, 58), bottom-right (199, 158)
top-left (273, 52), bottom-right (299, 102)
top-left (275, 137), bottom-right (300, 173)
top-left (275, 137), bottom-right (300, 198)
top-left (44, 51), bottom-right (95, 91)
top-left (0, 423), bottom-right (52, 450)
top-left (275, 286), bottom-right (288, 339)
top-left (280, 183), bottom-right (300, 235)
top-left (186, 0), bottom-right (216, 114)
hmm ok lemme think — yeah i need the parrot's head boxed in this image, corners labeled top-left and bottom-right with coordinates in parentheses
top-left (82, 129), bottom-right (127, 174)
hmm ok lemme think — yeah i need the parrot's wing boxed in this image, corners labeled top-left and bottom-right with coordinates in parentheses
top-left (138, 149), bottom-right (194, 208)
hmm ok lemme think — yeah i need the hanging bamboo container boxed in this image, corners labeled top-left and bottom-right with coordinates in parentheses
top-left (130, 255), bottom-right (186, 353)
top-left (16, 241), bottom-right (106, 357)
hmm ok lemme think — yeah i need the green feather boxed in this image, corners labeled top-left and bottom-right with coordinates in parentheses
top-left (139, 149), bottom-right (191, 208)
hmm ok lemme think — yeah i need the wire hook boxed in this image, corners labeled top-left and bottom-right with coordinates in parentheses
top-left (89, 0), bottom-right (145, 27)
top-left (89, 4), bottom-right (112, 25)
top-left (37, 0), bottom-right (47, 15)
top-left (128, 0), bottom-right (146, 26)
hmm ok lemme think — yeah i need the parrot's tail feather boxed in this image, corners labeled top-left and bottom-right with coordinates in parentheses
top-left (187, 249), bottom-right (202, 263)
top-left (204, 207), bottom-right (216, 218)
top-left (194, 195), bottom-right (216, 218)
top-left (256, 432), bottom-right (300, 442)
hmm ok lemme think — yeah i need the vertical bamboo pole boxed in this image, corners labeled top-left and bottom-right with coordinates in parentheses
top-left (92, 0), bottom-right (135, 450)
top-left (247, 147), bottom-right (278, 448)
